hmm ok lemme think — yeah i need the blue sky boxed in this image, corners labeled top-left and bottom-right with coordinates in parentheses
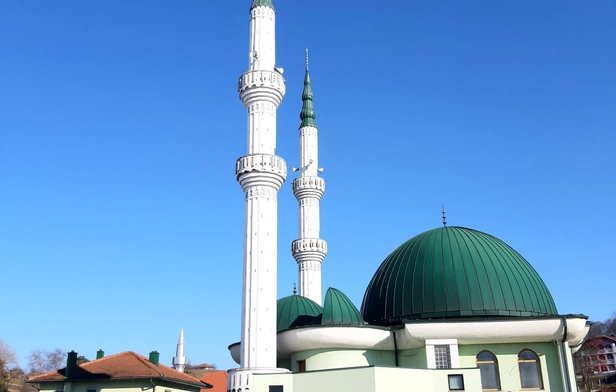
top-left (1, 0), bottom-right (614, 371)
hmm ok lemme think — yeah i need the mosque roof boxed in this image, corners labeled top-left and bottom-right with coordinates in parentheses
top-left (361, 226), bottom-right (558, 326)
top-left (277, 294), bottom-right (323, 331)
top-left (250, 0), bottom-right (274, 11)
top-left (321, 288), bottom-right (365, 326)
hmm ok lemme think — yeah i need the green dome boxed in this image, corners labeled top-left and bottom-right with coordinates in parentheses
top-left (277, 295), bottom-right (323, 331)
top-left (322, 288), bottom-right (365, 326)
top-left (361, 226), bottom-right (558, 326)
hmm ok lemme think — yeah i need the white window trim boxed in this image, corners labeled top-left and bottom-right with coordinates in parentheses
top-left (426, 339), bottom-right (460, 369)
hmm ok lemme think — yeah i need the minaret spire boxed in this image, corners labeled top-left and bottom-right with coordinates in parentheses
top-left (172, 329), bottom-right (187, 372)
top-left (229, 0), bottom-right (287, 390)
top-left (292, 49), bottom-right (327, 305)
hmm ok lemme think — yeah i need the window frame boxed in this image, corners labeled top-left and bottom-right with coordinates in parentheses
top-left (448, 374), bottom-right (465, 390)
top-left (517, 349), bottom-right (544, 390)
top-left (426, 339), bottom-right (460, 369)
top-left (476, 350), bottom-right (500, 390)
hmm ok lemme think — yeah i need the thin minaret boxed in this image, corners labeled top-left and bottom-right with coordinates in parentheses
top-left (291, 49), bottom-right (327, 305)
top-left (229, 0), bottom-right (287, 390)
top-left (172, 329), bottom-right (187, 372)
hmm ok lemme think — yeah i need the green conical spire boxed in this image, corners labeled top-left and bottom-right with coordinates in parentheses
top-left (250, 0), bottom-right (274, 11)
top-left (300, 49), bottom-right (317, 128)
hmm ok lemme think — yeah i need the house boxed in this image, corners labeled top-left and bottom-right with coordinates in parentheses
top-left (576, 335), bottom-right (616, 391)
top-left (27, 351), bottom-right (210, 392)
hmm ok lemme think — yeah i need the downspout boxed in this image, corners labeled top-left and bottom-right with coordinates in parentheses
top-left (392, 328), bottom-right (399, 367)
top-left (559, 316), bottom-right (573, 392)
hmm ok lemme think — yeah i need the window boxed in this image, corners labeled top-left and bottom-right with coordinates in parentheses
top-left (297, 360), bottom-right (306, 372)
top-left (435, 345), bottom-right (452, 369)
top-left (86, 388), bottom-right (97, 392)
top-left (426, 339), bottom-right (460, 369)
top-left (269, 386), bottom-right (283, 392)
top-left (476, 351), bottom-right (500, 390)
top-left (448, 374), bottom-right (465, 390)
top-left (518, 349), bottom-right (543, 389)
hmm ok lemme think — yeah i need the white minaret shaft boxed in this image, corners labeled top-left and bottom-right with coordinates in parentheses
top-left (229, 1), bottom-right (286, 391)
top-left (172, 329), bottom-right (187, 372)
top-left (292, 50), bottom-right (327, 305)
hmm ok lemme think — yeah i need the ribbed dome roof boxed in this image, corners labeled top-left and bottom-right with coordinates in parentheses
top-left (322, 288), bottom-right (365, 326)
top-left (361, 226), bottom-right (558, 326)
top-left (277, 295), bottom-right (323, 331)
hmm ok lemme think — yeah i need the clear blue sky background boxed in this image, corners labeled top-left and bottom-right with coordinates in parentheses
top-left (1, 0), bottom-right (614, 372)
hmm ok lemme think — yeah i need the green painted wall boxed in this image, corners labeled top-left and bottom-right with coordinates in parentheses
top-left (397, 347), bottom-right (427, 368)
top-left (290, 349), bottom-right (395, 371)
top-left (459, 342), bottom-right (562, 391)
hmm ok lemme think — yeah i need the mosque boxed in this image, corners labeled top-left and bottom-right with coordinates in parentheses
top-left (223, 0), bottom-right (590, 391)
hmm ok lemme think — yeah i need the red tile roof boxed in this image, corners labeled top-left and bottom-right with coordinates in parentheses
top-left (190, 363), bottom-right (215, 369)
top-left (200, 371), bottom-right (227, 392)
top-left (27, 352), bottom-right (210, 389)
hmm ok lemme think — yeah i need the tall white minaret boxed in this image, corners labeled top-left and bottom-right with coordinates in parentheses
top-left (229, 0), bottom-right (287, 390)
top-left (172, 329), bottom-right (187, 372)
top-left (292, 50), bottom-right (327, 305)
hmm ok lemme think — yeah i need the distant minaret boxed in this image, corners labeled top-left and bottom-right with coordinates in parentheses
top-left (229, 0), bottom-right (287, 390)
top-left (292, 50), bottom-right (327, 305)
top-left (172, 329), bottom-right (187, 372)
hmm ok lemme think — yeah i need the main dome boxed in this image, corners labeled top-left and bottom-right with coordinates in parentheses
top-left (361, 226), bottom-right (558, 325)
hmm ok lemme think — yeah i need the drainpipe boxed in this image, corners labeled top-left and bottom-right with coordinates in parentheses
top-left (558, 316), bottom-right (573, 392)
top-left (392, 328), bottom-right (399, 367)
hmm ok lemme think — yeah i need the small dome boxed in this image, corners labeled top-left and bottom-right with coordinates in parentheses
top-left (361, 226), bottom-right (558, 326)
top-left (321, 288), bottom-right (365, 326)
top-left (277, 295), bottom-right (323, 331)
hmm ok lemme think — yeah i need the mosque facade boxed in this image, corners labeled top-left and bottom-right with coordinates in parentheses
top-left (226, 1), bottom-right (589, 391)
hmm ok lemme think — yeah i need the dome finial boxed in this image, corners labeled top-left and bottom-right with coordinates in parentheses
top-left (305, 49), bottom-right (309, 71)
top-left (442, 206), bottom-right (447, 227)
top-left (293, 283), bottom-right (297, 295)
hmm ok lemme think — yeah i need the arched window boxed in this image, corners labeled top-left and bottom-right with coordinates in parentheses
top-left (476, 351), bottom-right (500, 390)
top-left (518, 350), bottom-right (543, 389)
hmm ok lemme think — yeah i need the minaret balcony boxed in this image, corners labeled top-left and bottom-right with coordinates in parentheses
top-left (238, 70), bottom-right (285, 106)
top-left (292, 238), bottom-right (328, 262)
top-left (236, 153), bottom-right (287, 191)
top-left (292, 176), bottom-right (325, 199)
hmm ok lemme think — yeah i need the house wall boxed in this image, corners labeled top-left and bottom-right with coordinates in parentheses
top-left (39, 379), bottom-right (200, 392)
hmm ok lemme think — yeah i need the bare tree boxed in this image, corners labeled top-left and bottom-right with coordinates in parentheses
top-left (588, 321), bottom-right (605, 338)
top-left (574, 344), bottom-right (602, 392)
top-left (0, 340), bottom-right (18, 370)
top-left (27, 349), bottom-right (65, 376)
top-left (604, 312), bottom-right (616, 336)
top-left (0, 359), bottom-right (9, 392)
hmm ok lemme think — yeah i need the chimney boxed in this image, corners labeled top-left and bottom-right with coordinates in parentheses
top-left (149, 351), bottom-right (160, 366)
top-left (65, 351), bottom-right (78, 378)
top-left (96, 350), bottom-right (104, 359)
